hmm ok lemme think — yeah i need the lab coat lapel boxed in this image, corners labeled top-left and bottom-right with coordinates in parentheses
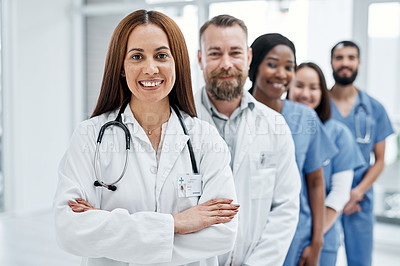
top-left (120, 102), bottom-right (151, 144)
top-left (232, 109), bottom-right (257, 175)
top-left (156, 109), bottom-right (189, 201)
top-left (194, 88), bottom-right (216, 127)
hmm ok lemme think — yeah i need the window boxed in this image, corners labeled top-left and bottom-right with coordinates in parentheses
top-left (366, 1), bottom-right (400, 224)
top-left (0, 0), bottom-right (3, 212)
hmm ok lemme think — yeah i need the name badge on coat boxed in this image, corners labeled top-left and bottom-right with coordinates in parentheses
top-left (177, 174), bottom-right (202, 197)
top-left (257, 152), bottom-right (277, 169)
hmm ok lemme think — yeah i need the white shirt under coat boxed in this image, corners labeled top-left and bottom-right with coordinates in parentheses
top-left (195, 88), bottom-right (301, 266)
top-left (54, 105), bottom-right (238, 266)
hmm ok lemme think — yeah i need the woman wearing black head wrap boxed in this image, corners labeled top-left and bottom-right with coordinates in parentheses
top-left (249, 33), bottom-right (296, 92)
top-left (249, 33), bottom-right (337, 266)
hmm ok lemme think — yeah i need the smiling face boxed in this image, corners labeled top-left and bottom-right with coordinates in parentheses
top-left (253, 44), bottom-right (295, 101)
top-left (123, 24), bottom-right (175, 105)
top-left (331, 46), bottom-right (360, 86)
top-left (289, 66), bottom-right (322, 109)
top-left (198, 24), bottom-right (252, 101)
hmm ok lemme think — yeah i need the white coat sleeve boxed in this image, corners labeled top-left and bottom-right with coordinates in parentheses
top-left (54, 121), bottom-right (175, 264)
top-left (54, 120), bottom-right (237, 265)
top-left (325, 169), bottom-right (354, 212)
top-left (161, 125), bottom-right (238, 265)
top-left (244, 129), bottom-right (301, 266)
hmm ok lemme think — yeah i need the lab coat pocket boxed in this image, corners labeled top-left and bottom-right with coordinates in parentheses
top-left (250, 152), bottom-right (276, 199)
top-left (250, 168), bottom-right (276, 199)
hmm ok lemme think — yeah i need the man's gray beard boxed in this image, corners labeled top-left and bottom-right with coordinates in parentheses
top-left (206, 78), bottom-right (244, 102)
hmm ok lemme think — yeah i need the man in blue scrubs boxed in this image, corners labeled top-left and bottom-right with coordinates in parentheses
top-left (329, 40), bottom-right (394, 266)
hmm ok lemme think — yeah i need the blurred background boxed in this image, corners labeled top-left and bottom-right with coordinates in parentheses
top-left (0, 0), bottom-right (399, 265)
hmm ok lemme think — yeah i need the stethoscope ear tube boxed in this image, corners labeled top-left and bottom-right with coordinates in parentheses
top-left (172, 105), bottom-right (199, 174)
top-left (97, 121), bottom-right (131, 150)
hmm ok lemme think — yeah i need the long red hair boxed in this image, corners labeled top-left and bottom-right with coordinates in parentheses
top-left (91, 9), bottom-right (196, 118)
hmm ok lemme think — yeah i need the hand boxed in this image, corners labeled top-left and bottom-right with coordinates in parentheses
top-left (172, 198), bottom-right (239, 234)
top-left (343, 201), bottom-right (362, 215)
top-left (343, 188), bottom-right (364, 215)
top-left (297, 242), bottom-right (323, 266)
top-left (69, 199), bottom-right (100, 212)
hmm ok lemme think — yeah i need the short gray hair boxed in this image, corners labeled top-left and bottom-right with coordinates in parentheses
top-left (199, 14), bottom-right (248, 47)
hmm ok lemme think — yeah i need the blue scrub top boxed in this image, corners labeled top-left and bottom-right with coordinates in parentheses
top-left (281, 100), bottom-right (337, 231)
top-left (330, 90), bottom-right (394, 208)
top-left (323, 119), bottom-right (366, 188)
top-left (322, 118), bottom-right (366, 251)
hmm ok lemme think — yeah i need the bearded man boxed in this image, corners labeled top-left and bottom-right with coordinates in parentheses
top-left (194, 14), bottom-right (301, 266)
top-left (329, 41), bottom-right (393, 266)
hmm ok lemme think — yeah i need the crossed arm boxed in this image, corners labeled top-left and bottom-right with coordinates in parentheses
top-left (69, 198), bottom-right (239, 234)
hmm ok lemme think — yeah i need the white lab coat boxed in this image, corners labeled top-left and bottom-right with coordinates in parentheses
top-left (195, 89), bottom-right (300, 266)
top-left (54, 105), bottom-right (238, 266)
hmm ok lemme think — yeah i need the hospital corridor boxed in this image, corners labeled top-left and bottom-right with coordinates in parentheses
top-left (1, 163), bottom-right (400, 265)
top-left (1, 0), bottom-right (400, 265)
top-left (0, 212), bottom-right (400, 265)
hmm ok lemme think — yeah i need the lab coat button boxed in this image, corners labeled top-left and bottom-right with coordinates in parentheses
top-left (150, 167), bottom-right (157, 174)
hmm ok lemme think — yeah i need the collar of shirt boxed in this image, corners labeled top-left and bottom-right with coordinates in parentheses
top-left (201, 87), bottom-right (255, 121)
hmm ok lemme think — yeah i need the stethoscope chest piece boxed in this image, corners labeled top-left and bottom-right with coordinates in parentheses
top-left (354, 93), bottom-right (371, 144)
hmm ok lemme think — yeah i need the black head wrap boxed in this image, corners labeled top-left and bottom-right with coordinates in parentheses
top-left (249, 33), bottom-right (296, 92)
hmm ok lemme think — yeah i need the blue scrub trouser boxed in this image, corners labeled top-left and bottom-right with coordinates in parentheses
top-left (341, 197), bottom-right (374, 266)
top-left (283, 229), bottom-right (311, 266)
top-left (319, 249), bottom-right (338, 266)
top-left (319, 221), bottom-right (340, 266)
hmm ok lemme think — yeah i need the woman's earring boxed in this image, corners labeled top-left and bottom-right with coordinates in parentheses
top-left (121, 71), bottom-right (125, 77)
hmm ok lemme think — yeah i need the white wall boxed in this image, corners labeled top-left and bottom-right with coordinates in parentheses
top-left (1, 0), bottom-right (396, 214)
top-left (3, 0), bottom-right (74, 214)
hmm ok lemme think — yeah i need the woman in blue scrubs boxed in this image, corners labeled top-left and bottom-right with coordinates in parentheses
top-left (288, 62), bottom-right (365, 265)
top-left (249, 33), bottom-right (337, 266)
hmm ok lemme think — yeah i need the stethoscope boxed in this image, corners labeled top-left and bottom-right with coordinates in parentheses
top-left (93, 98), bottom-right (198, 191)
top-left (354, 92), bottom-right (371, 144)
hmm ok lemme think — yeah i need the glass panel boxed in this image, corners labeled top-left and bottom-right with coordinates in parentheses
top-left (146, 0), bottom-right (194, 3)
top-left (86, 14), bottom-right (125, 116)
top-left (86, 0), bottom-right (126, 4)
top-left (368, 2), bottom-right (400, 38)
top-left (209, 0), bottom-right (308, 61)
top-left (367, 2), bottom-right (400, 224)
top-left (85, 0), bottom-right (194, 6)
top-left (367, 2), bottom-right (400, 119)
top-left (0, 0), bottom-right (3, 212)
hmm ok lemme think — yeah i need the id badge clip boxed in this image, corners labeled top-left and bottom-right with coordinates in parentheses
top-left (177, 174), bottom-right (202, 197)
top-left (258, 152), bottom-right (276, 169)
